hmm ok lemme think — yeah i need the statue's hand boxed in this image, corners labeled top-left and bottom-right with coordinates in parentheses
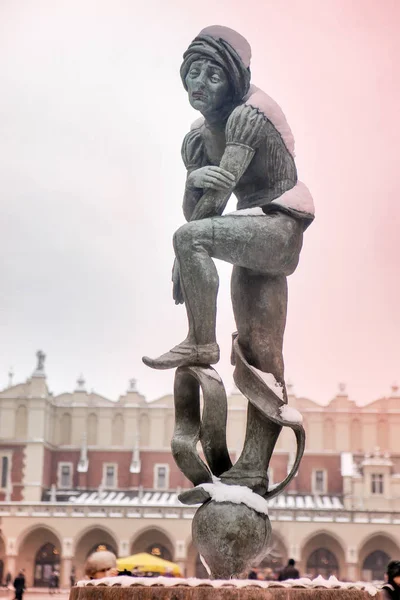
top-left (172, 259), bottom-right (184, 305)
top-left (187, 166), bottom-right (235, 191)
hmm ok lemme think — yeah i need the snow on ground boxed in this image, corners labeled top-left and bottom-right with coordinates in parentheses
top-left (78, 574), bottom-right (378, 595)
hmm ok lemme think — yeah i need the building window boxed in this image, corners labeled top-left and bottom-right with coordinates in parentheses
top-left (103, 464), bottom-right (117, 488)
top-left (371, 473), bottom-right (384, 495)
top-left (312, 469), bottom-right (327, 494)
top-left (57, 462), bottom-right (73, 489)
top-left (0, 456), bottom-right (9, 489)
top-left (154, 464), bottom-right (169, 490)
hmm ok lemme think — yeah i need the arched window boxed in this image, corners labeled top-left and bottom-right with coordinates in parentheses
top-left (60, 413), bottom-right (72, 445)
top-left (146, 543), bottom-right (172, 562)
top-left (15, 405), bottom-right (28, 438)
top-left (350, 419), bottom-right (362, 452)
top-left (323, 418), bottom-right (335, 450)
top-left (139, 414), bottom-right (150, 446)
top-left (87, 414), bottom-right (98, 446)
top-left (112, 414), bottom-right (124, 446)
top-left (34, 543), bottom-right (60, 587)
top-left (306, 548), bottom-right (339, 579)
top-left (362, 550), bottom-right (391, 582)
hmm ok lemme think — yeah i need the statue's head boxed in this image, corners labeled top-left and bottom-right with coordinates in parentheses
top-left (180, 26), bottom-right (251, 117)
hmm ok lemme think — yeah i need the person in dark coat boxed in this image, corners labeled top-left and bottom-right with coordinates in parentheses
top-left (5, 573), bottom-right (12, 587)
top-left (278, 559), bottom-right (300, 581)
top-left (382, 560), bottom-right (400, 600)
top-left (13, 570), bottom-right (25, 600)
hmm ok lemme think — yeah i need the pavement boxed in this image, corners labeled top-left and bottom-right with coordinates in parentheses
top-left (0, 592), bottom-right (70, 600)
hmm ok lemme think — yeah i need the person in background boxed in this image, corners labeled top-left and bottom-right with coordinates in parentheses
top-left (164, 568), bottom-right (174, 578)
top-left (70, 566), bottom-right (76, 588)
top-left (278, 559), bottom-right (300, 581)
top-left (248, 567), bottom-right (258, 579)
top-left (263, 568), bottom-right (275, 581)
top-left (13, 570), bottom-right (25, 600)
top-left (84, 551), bottom-right (118, 580)
top-left (382, 560), bottom-right (400, 600)
top-left (5, 573), bottom-right (12, 588)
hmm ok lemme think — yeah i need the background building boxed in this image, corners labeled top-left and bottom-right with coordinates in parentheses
top-left (0, 353), bottom-right (399, 586)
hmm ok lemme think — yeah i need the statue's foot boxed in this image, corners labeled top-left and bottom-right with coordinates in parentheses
top-left (142, 342), bottom-right (219, 370)
top-left (220, 468), bottom-right (269, 496)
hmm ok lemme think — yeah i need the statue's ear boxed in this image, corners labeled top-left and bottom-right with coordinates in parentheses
top-left (179, 487), bottom-right (211, 505)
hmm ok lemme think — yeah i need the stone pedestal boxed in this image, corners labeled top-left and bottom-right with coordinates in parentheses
top-left (71, 579), bottom-right (381, 600)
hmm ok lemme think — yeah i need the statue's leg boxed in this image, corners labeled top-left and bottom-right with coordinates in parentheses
top-left (143, 218), bottom-right (220, 369)
top-left (221, 268), bottom-right (288, 494)
top-left (143, 213), bottom-right (303, 371)
top-left (208, 211), bottom-right (303, 495)
top-left (173, 219), bottom-right (219, 347)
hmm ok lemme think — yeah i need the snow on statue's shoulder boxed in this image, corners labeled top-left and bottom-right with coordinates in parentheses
top-left (190, 116), bottom-right (204, 131)
top-left (243, 85), bottom-right (295, 157)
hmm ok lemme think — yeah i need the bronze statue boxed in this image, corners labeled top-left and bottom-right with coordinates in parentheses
top-left (143, 25), bottom-right (313, 578)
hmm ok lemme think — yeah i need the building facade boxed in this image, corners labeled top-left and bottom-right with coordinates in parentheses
top-left (0, 354), bottom-right (399, 586)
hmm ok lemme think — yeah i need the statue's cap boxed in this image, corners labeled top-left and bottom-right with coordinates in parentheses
top-left (198, 25), bottom-right (251, 68)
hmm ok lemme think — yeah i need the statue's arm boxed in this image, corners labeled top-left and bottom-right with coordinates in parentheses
top-left (181, 126), bottom-right (237, 222)
top-left (182, 174), bottom-right (203, 222)
top-left (190, 105), bottom-right (269, 221)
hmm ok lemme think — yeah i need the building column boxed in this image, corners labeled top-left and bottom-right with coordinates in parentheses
top-left (175, 540), bottom-right (187, 577)
top-left (345, 547), bottom-right (358, 582)
top-left (61, 557), bottom-right (72, 589)
top-left (61, 538), bottom-right (74, 588)
top-left (6, 537), bottom-right (17, 578)
top-left (119, 540), bottom-right (130, 558)
top-left (6, 555), bottom-right (16, 578)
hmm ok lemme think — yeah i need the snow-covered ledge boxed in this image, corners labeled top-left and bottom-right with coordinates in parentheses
top-left (74, 575), bottom-right (380, 597)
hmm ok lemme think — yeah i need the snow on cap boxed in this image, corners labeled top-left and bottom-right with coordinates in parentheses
top-left (199, 25), bottom-right (251, 68)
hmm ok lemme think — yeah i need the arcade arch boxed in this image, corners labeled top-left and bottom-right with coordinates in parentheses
top-left (130, 528), bottom-right (174, 562)
top-left (359, 533), bottom-right (400, 582)
top-left (187, 541), bottom-right (208, 579)
top-left (17, 526), bottom-right (62, 587)
top-left (260, 533), bottom-right (289, 576)
top-left (301, 531), bottom-right (345, 579)
top-left (362, 551), bottom-right (390, 582)
top-left (74, 527), bottom-right (118, 580)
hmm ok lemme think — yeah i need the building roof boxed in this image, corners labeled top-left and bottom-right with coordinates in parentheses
top-left (41, 488), bottom-right (344, 511)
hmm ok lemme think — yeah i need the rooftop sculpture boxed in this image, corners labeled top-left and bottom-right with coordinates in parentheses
top-left (143, 25), bottom-right (314, 579)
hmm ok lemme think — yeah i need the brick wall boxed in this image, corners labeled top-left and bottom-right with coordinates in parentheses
top-left (43, 446), bottom-right (342, 494)
top-left (296, 454), bottom-right (343, 494)
top-left (0, 444), bottom-right (25, 501)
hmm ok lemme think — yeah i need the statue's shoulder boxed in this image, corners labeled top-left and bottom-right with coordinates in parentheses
top-left (241, 85), bottom-right (295, 156)
top-left (181, 119), bottom-right (205, 169)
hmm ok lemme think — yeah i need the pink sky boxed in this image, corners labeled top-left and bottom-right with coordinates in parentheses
top-left (0, 0), bottom-right (398, 404)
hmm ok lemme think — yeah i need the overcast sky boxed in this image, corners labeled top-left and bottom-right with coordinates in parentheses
top-left (0, 0), bottom-right (399, 405)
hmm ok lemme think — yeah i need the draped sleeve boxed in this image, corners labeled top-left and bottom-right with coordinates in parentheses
top-left (181, 125), bottom-right (206, 172)
top-left (225, 104), bottom-right (269, 150)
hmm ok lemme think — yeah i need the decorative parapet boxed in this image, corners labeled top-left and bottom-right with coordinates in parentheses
top-left (0, 500), bottom-right (399, 525)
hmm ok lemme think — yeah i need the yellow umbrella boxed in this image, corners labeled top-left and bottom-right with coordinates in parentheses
top-left (117, 552), bottom-right (182, 577)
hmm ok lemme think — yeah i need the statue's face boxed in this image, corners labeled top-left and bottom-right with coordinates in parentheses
top-left (186, 59), bottom-right (231, 115)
